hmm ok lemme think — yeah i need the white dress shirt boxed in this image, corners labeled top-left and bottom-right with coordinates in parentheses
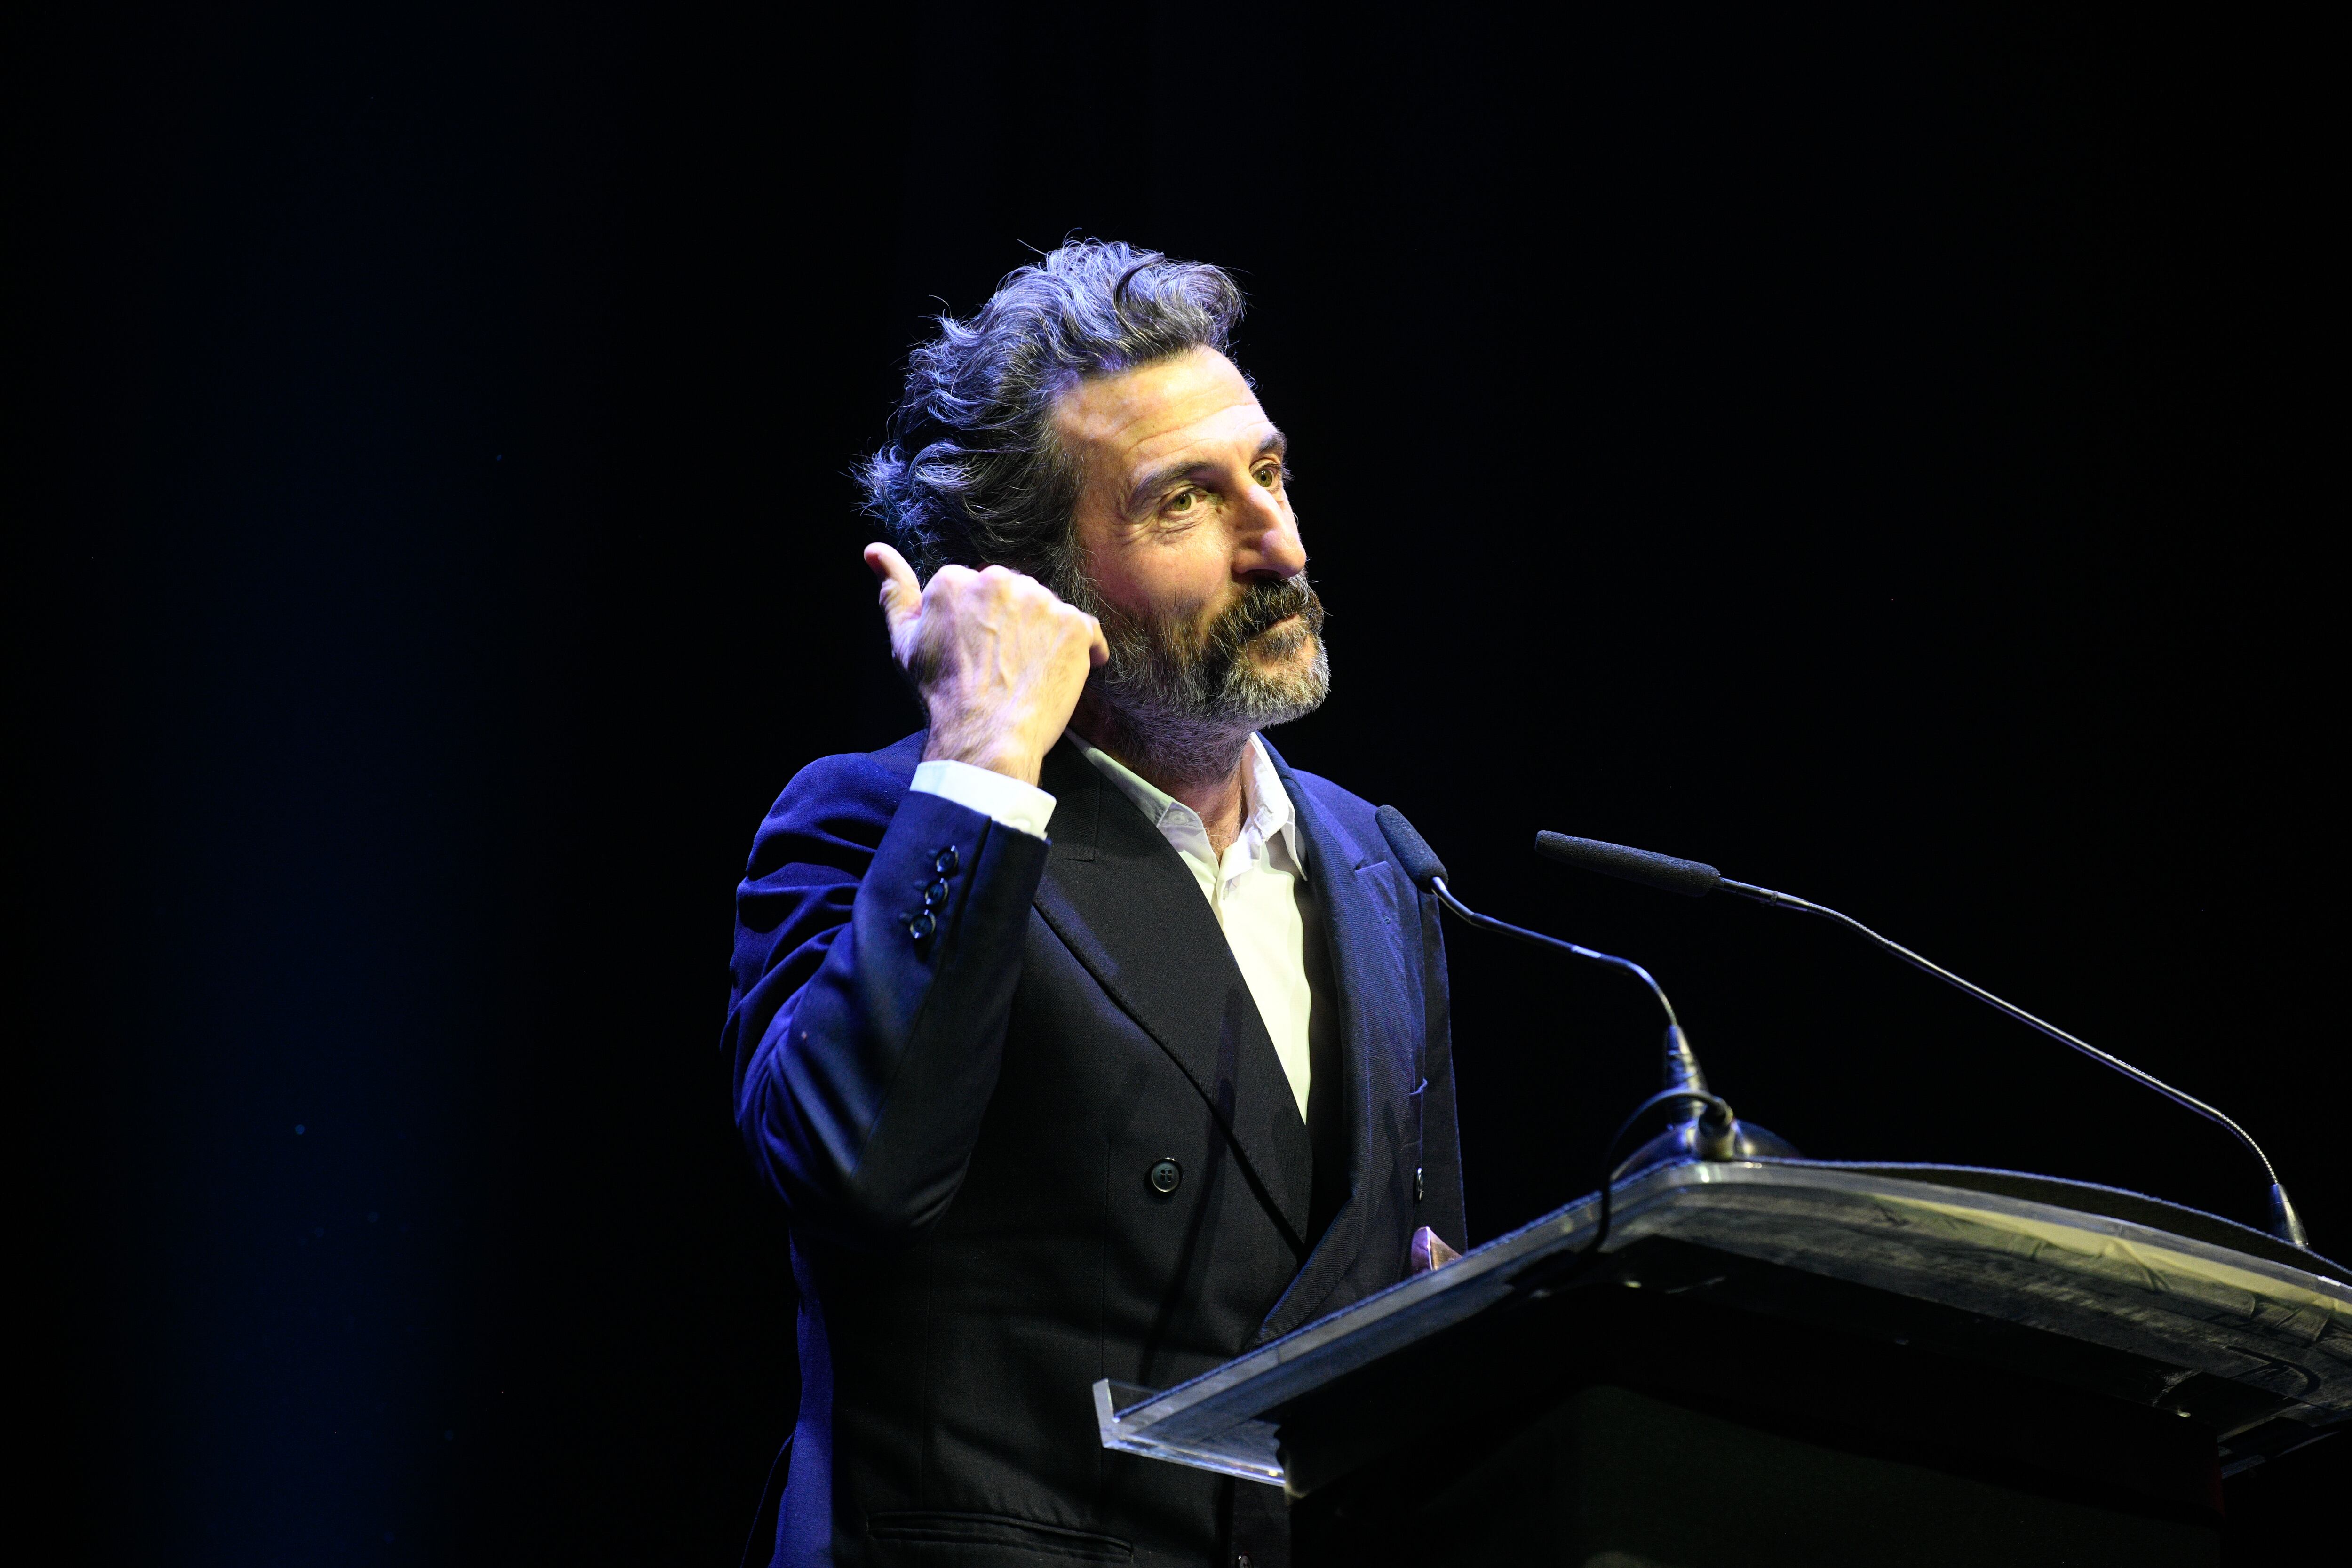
top-left (908, 737), bottom-right (1316, 1121)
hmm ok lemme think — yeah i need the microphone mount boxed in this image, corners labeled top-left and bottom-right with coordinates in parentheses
top-left (1376, 806), bottom-right (1796, 1174)
top-left (1534, 832), bottom-right (2311, 1250)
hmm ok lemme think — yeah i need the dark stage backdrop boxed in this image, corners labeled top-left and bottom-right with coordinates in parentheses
top-left (17, 4), bottom-right (2343, 1563)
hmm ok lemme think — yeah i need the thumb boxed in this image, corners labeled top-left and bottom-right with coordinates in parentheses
top-left (863, 542), bottom-right (923, 646)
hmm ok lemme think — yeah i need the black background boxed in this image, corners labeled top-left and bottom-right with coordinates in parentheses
top-left (15, 3), bottom-right (2343, 1562)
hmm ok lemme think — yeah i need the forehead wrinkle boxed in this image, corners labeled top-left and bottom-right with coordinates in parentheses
top-left (1053, 346), bottom-right (1233, 445)
top-left (1052, 349), bottom-right (1272, 519)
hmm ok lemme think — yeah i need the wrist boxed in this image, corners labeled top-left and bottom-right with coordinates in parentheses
top-left (922, 732), bottom-right (1045, 788)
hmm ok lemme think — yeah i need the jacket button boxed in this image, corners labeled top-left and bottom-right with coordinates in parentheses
top-left (923, 879), bottom-right (948, 908)
top-left (1147, 1158), bottom-right (1182, 1195)
top-left (934, 846), bottom-right (959, 875)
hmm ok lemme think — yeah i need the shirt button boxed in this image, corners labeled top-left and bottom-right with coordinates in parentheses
top-left (1147, 1158), bottom-right (1182, 1195)
top-left (934, 846), bottom-right (959, 875)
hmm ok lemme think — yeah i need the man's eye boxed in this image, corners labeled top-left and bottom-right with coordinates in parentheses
top-left (1254, 465), bottom-right (1282, 487)
top-left (1166, 491), bottom-right (1199, 514)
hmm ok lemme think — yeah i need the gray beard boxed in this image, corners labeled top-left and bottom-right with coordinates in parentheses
top-left (1070, 577), bottom-right (1331, 792)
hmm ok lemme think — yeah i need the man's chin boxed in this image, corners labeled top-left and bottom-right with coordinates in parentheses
top-left (1248, 624), bottom-right (1319, 669)
top-left (1237, 635), bottom-right (1330, 723)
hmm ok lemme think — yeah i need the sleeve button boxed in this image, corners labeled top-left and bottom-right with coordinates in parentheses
top-left (1147, 1158), bottom-right (1182, 1195)
top-left (907, 912), bottom-right (936, 940)
top-left (934, 846), bottom-right (959, 875)
top-left (922, 879), bottom-right (948, 908)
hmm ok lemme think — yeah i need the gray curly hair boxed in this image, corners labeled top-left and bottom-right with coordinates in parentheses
top-left (858, 239), bottom-right (1245, 590)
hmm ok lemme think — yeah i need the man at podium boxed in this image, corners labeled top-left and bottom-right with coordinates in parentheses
top-left (725, 239), bottom-right (1467, 1567)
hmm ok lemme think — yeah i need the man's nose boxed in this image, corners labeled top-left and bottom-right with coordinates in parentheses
top-left (1234, 485), bottom-right (1305, 580)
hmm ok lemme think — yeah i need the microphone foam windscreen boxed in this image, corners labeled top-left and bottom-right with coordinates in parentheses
top-left (1534, 832), bottom-right (1720, 897)
top-left (1376, 805), bottom-right (1450, 890)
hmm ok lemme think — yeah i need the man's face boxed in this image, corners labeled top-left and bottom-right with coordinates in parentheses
top-left (1053, 347), bottom-right (1327, 734)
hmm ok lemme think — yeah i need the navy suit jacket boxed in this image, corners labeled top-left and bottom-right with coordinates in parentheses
top-left (727, 732), bottom-right (1465, 1567)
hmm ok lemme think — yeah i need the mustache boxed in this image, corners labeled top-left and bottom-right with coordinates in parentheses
top-left (1206, 576), bottom-right (1323, 654)
top-left (1082, 569), bottom-right (1333, 758)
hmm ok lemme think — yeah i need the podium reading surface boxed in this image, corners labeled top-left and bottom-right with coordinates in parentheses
top-left (1094, 1161), bottom-right (2348, 1567)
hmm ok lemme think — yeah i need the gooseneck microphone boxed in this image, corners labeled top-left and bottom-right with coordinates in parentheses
top-left (1376, 808), bottom-right (1794, 1173)
top-left (1533, 832), bottom-right (2312, 1249)
top-left (1383, 810), bottom-right (1681, 1028)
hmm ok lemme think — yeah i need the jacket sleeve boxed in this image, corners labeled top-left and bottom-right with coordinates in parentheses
top-left (723, 750), bottom-right (1049, 1250)
top-left (1414, 885), bottom-right (1469, 1254)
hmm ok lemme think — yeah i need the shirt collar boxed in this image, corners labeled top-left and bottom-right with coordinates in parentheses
top-left (1078, 733), bottom-right (1306, 875)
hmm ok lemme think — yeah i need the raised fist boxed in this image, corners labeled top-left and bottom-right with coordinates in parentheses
top-left (865, 542), bottom-right (1110, 788)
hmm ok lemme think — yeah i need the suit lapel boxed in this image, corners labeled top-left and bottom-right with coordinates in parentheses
top-left (1030, 739), bottom-right (1316, 1250)
top-left (1253, 742), bottom-right (1424, 1341)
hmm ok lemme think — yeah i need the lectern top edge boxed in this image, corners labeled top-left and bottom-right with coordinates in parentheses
top-left (1096, 1159), bottom-right (2351, 1488)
